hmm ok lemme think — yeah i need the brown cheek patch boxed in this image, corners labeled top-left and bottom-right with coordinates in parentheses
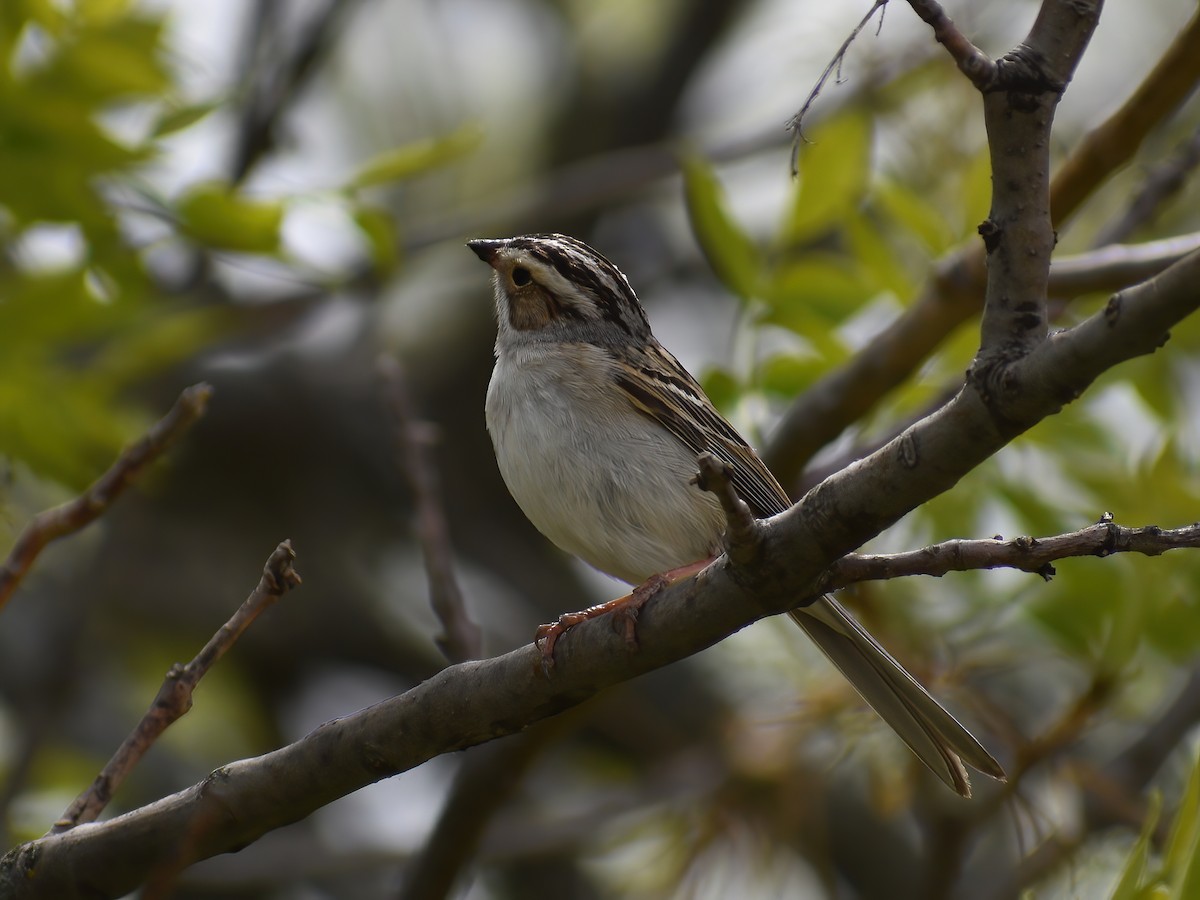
top-left (508, 290), bottom-right (557, 330)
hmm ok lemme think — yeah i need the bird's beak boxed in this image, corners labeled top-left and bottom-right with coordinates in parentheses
top-left (467, 238), bottom-right (505, 265)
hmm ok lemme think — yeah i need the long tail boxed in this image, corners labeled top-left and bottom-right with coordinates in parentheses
top-left (789, 596), bottom-right (1006, 797)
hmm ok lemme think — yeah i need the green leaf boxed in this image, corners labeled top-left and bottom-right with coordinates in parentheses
top-left (345, 123), bottom-right (483, 190)
top-left (1109, 792), bottom-right (1159, 900)
top-left (352, 205), bottom-right (399, 275)
top-left (957, 147), bottom-right (993, 236)
top-left (1142, 573), bottom-right (1200, 663)
top-left (845, 214), bottom-right (915, 301)
top-left (1166, 755), bottom-right (1200, 894)
top-left (682, 155), bottom-right (762, 302)
top-left (43, 16), bottom-right (171, 100)
top-left (0, 370), bottom-right (144, 489)
top-left (89, 307), bottom-right (231, 388)
top-left (152, 101), bottom-right (219, 138)
top-left (758, 352), bottom-right (835, 398)
top-left (177, 183), bottom-right (283, 254)
top-left (760, 256), bottom-right (870, 328)
top-left (79, 0), bottom-right (132, 23)
top-left (874, 179), bottom-right (956, 255)
top-left (784, 113), bottom-right (872, 245)
top-left (699, 367), bottom-right (740, 414)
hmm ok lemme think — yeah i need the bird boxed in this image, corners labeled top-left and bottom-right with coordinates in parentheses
top-left (468, 232), bottom-right (1005, 797)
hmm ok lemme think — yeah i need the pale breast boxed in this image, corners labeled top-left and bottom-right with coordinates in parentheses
top-left (486, 342), bottom-right (725, 584)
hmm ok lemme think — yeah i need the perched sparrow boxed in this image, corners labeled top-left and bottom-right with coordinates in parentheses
top-left (469, 233), bottom-right (1005, 797)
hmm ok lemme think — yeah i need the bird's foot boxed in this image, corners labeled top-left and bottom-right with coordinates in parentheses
top-left (534, 557), bottom-right (712, 675)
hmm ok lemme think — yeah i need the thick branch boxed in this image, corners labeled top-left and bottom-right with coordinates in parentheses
top-left (821, 521), bottom-right (1200, 590)
top-left (51, 542), bottom-right (301, 833)
top-left (767, 1), bottom-right (1198, 486)
top-left (0, 384), bottom-right (212, 613)
top-left (973, 0), bottom-right (1099, 360)
top-left (789, 247), bottom-right (1200, 570)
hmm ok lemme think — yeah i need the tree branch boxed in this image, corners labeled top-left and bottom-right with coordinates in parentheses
top-left (791, 246), bottom-right (1200, 570)
top-left (786, 0), bottom-right (888, 163)
top-left (378, 356), bottom-right (482, 664)
top-left (1049, 6), bottom-right (1200, 224)
top-left (973, 1), bottom-right (1100, 362)
top-left (1092, 121), bottom-right (1200, 247)
top-left (50, 541), bottom-right (302, 834)
top-left (821, 520), bottom-right (1200, 590)
top-left (229, 0), bottom-right (360, 184)
top-left (904, 0), bottom-right (997, 90)
top-left (0, 383), bottom-right (213, 613)
top-left (766, 2), bottom-right (1200, 487)
top-left (1048, 232), bottom-right (1200, 297)
top-left (397, 731), bottom-right (553, 900)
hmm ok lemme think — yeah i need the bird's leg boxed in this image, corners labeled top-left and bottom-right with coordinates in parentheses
top-left (535, 557), bottom-right (712, 672)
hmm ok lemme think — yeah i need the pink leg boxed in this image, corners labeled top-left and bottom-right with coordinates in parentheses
top-left (535, 557), bottom-right (713, 672)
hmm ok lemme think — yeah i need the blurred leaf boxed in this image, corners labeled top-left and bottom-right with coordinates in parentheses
top-left (759, 352), bottom-right (834, 398)
top-left (760, 256), bottom-right (871, 328)
top-left (874, 178), bottom-right (956, 255)
top-left (352, 205), bottom-right (399, 275)
top-left (177, 183), bottom-right (283, 254)
top-left (19, 0), bottom-right (67, 33)
top-left (1027, 560), bottom-right (1127, 660)
top-left (79, 0), bottom-right (132, 23)
top-left (0, 369), bottom-right (144, 489)
top-left (784, 113), bottom-right (871, 245)
top-left (1109, 792), bottom-right (1159, 900)
top-left (682, 155), bottom-right (762, 302)
top-left (41, 15), bottom-right (170, 101)
top-left (345, 123), bottom-right (483, 190)
top-left (700, 366), bottom-right (740, 413)
top-left (1142, 573), bottom-right (1200, 662)
top-left (89, 306), bottom-right (232, 388)
top-left (845, 214), bottom-right (915, 301)
top-left (1165, 755), bottom-right (1200, 892)
top-left (1098, 566), bottom-right (1143, 676)
top-left (956, 147), bottom-right (993, 236)
top-left (152, 101), bottom-right (219, 138)
top-left (0, 269), bottom-right (123, 344)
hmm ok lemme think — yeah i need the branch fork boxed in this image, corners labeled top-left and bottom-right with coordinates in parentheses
top-left (691, 451), bottom-right (764, 573)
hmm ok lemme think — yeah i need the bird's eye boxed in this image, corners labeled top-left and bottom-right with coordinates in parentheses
top-left (511, 266), bottom-right (532, 287)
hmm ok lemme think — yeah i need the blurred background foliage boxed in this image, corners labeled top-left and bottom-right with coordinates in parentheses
top-left (2, 0), bottom-right (1200, 898)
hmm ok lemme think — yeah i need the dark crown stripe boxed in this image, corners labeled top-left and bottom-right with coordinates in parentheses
top-left (514, 234), bottom-right (649, 336)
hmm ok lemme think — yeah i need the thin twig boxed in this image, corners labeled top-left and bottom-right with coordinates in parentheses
top-left (397, 732), bottom-right (551, 900)
top-left (786, 0), bottom-right (889, 173)
top-left (1092, 122), bottom-right (1200, 247)
top-left (692, 452), bottom-right (761, 569)
top-left (378, 356), bottom-right (482, 664)
top-left (905, 0), bottom-right (997, 89)
top-left (230, 0), bottom-right (360, 184)
top-left (50, 541), bottom-right (302, 833)
top-left (821, 520), bottom-right (1200, 591)
top-left (0, 383), bottom-right (213, 613)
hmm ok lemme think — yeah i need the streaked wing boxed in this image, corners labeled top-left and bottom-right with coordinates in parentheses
top-left (612, 342), bottom-right (791, 518)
